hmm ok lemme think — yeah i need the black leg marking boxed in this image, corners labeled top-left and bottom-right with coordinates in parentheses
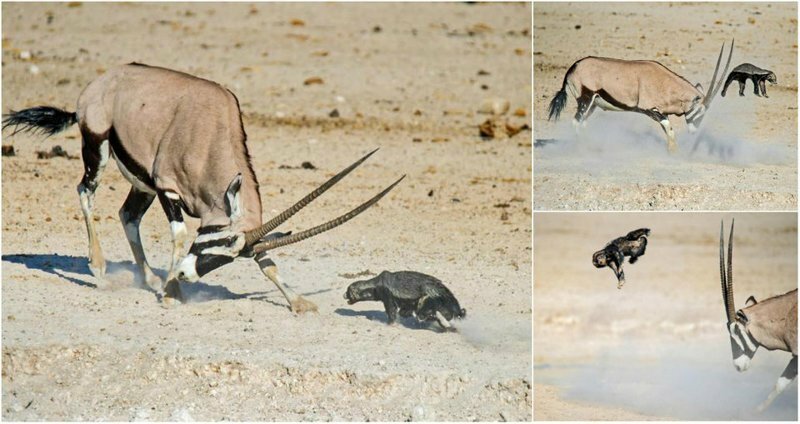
top-left (120, 187), bottom-right (159, 289)
top-left (759, 79), bottom-right (768, 98)
top-left (157, 192), bottom-right (187, 300)
top-left (738, 79), bottom-right (746, 96)
top-left (753, 77), bottom-right (761, 97)
top-left (78, 127), bottom-right (110, 277)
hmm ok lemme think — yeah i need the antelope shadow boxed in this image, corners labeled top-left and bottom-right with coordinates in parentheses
top-left (1, 253), bottom-right (271, 303)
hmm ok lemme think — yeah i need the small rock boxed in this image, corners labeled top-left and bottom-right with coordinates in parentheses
top-left (19, 50), bottom-right (31, 60)
top-left (2, 145), bottom-right (15, 156)
top-left (328, 109), bottom-right (340, 118)
top-left (28, 64), bottom-right (40, 75)
top-left (303, 76), bottom-right (324, 86)
top-left (478, 98), bottom-right (510, 115)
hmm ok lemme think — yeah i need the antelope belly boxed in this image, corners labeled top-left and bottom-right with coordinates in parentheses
top-left (594, 96), bottom-right (625, 112)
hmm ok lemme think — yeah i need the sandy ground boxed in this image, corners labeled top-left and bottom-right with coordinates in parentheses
top-left (533, 2), bottom-right (797, 211)
top-left (1, 3), bottom-right (531, 421)
top-left (534, 213), bottom-right (798, 420)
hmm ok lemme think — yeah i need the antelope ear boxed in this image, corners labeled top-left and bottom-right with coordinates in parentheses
top-left (745, 295), bottom-right (757, 307)
top-left (224, 173), bottom-right (243, 223)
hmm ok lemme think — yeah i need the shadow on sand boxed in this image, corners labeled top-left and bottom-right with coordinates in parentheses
top-left (334, 307), bottom-right (443, 332)
top-left (2, 253), bottom-right (276, 304)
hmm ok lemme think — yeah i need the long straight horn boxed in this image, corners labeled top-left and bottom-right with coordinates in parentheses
top-left (251, 175), bottom-right (405, 254)
top-left (726, 219), bottom-right (736, 321)
top-left (720, 220), bottom-right (732, 322)
top-left (244, 148), bottom-right (379, 246)
top-left (703, 39), bottom-right (735, 109)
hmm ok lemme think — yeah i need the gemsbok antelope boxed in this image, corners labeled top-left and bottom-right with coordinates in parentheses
top-left (2, 63), bottom-right (404, 313)
top-left (548, 40), bottom-right (734, 153)
top-left (719, 220), bottom-right (798, 411)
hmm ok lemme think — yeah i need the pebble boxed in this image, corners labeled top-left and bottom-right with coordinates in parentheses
top-left (28, 65), bottom-right (40, 75)
top-left (478, 98), bottom-right (509, 115)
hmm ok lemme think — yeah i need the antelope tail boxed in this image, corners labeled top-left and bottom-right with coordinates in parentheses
top-left (548, 62), bottom-right (578, 121)
top-left (2, 106), bottom-right (78, 137)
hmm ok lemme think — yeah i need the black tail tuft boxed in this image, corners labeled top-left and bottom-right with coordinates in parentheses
top-left (2, 106), bottom-right (77, 137)
top-left (548, 89), bottom-right (568, 122)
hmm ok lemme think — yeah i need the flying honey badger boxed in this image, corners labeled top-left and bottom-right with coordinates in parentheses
top-left (592, 228), bottom-right (650, 289)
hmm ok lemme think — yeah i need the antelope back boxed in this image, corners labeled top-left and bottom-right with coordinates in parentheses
top-left (568, 57), bottom-right (701, 114)
top-left (76, 64), bottom-right (263, 231)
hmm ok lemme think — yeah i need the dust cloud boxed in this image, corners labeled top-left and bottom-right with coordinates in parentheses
top-left (458, 314), bottom-right (532, 351)
top-left (536, 93), bottom-right (794, 170)
top-left (547, 337), bottom-right (797, 420)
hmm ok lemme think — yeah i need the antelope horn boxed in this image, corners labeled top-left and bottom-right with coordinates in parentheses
top-left (244, 148), bottom-right (379, 246)
top-left (703, 39), bottom-right (735, 109)
top-left (720, 220), bottom-right (730, 322)
top-left (726, 219), bottom-right (736, 322)
top-left (251, 175), bottom-right (406, 254)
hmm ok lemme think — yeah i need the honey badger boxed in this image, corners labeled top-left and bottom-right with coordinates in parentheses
top-left (592, 228), bottom-right (650, 289)
top-left (344, 271), bottom-right (466, 331)
top-left (721, 63), bottom-right (777, 98)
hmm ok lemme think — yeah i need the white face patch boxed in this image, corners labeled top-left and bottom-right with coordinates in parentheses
top-left (733, 354), bottom-right (751, 372)
top-left (200, 235), bottom-right (245, 257)
top-left (194, 230), bottom-right (239, 245)
top-left (175, 254), bottom-right (199, 282)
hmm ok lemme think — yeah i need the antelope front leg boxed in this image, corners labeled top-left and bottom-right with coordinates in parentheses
top-left (119, 188), bottom-right (160, 291)
top-left (658, 118), bottom-right (677, 154)
top-left (756, 355), bottom-right (797, 412)
top-left (254, 253), bottom-right (318, 314)
top-left (78, 134), bottom-right (110, 279)
top-left (158, 192), bottom-right (187, 303)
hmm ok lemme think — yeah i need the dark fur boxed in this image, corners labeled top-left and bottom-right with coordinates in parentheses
top-left (721, 63), bottom-right (777, 98)
top-left (592, 228), bottom-right (650, 287)
top-left (2, 106), bottom-right (77, 137)
top-left (548, 61), bottom-right (579, 121)
top-left (344, 271), bottom-right (466, 330)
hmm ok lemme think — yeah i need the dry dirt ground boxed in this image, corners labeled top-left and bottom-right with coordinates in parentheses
top-left (533, 2), bottom-right (797, 211)
top-left (534, 213), bottom-right (798, 421)
top-left (1, 3), bottom-right (532, 421)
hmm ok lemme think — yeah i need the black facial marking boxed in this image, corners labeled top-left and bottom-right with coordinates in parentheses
top-left (195, 254), bottom-right (234, 278)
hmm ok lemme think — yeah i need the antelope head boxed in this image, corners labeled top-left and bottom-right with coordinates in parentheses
top-left (174, 149), bottom-right (404, 282)
top-left (685, 40), bottom-right (734, 133)
top-left (720, 219), bottom-right (760, 372)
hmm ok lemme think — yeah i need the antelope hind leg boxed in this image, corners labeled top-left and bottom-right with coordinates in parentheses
top-left (756, 355), bottom-right (797, 412)
top-left (254, 253), bottom-right (318, 314)
top-left (78, 132), bottom-right (111, 279)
